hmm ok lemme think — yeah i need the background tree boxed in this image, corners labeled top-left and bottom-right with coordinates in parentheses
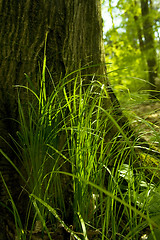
top-left (140, 0), bottom-right (158, 97)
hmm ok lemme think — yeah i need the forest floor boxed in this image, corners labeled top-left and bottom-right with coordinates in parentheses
top-left (27, 101), bottom-right (160, 240)
top-left (127, 100), bottom-right (160, 240)
top-left (125, 100), bottom-right (160, 144)
top-left (8, 101), bottom-right (160, 240)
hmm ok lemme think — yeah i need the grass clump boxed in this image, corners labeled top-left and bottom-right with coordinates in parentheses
top-left (1, 64), bottom-right (160, 240)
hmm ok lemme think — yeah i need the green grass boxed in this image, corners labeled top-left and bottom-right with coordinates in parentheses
top-left (1, 63), bottom-right (160, 240)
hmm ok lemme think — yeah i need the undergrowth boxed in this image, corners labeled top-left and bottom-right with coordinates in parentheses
top-left (1, 59), bottom-right (160, 240)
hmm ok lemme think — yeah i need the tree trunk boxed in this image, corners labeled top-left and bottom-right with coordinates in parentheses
top-left (140, 0), bottom-right (158, 97)
top-left (133, 1), bottom-right (145, 54)
top-left (0, 0), bottom-right (106, 238)
top-left (63, 1), bottom-right (104, 76)
top-left (0, 0), bottom-right (105, 141)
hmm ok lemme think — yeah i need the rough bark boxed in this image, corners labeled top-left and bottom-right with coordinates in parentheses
top-left (0, 0), bottom-right (105, 147)
top-left (63, 1), bottom-right (104, 76)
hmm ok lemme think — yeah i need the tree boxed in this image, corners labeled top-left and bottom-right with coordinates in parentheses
top-left (140, 0), bottom-right (158, 97)
top-left (134, 0), bottom-right (159, 96)
top-left (0, 0), bottom-right (108, 238)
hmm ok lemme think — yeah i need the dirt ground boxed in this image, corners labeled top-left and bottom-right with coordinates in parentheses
top-left (126, 101), bottom-right (160, 144)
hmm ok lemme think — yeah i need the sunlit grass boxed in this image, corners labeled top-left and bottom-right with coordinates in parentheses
top-left (1, 63), bottom-right (160, 239)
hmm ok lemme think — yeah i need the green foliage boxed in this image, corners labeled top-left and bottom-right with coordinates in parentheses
top-left (105, 28), bottom-right (148, 92)
top-left (1, 56), bottom-right (160, 238)
top-left (1, 70), bottom-right (160, 239)
top-left (103, 0), bottom-right (160, 99)
top-left (0, 172), bottom-right (26, 240)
